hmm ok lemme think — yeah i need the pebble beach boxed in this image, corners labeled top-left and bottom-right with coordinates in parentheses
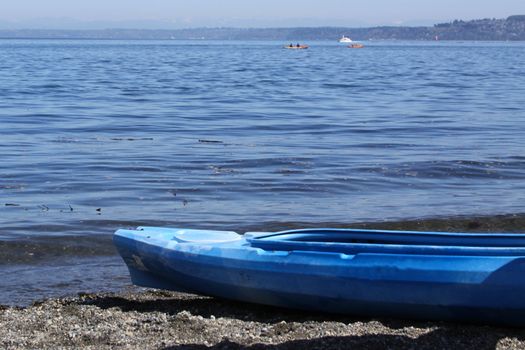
top-left (2, 289), bottom-right (525, 349)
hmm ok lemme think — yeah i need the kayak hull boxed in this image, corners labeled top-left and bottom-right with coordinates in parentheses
top-left (114, 227), bottom-right (525, 326)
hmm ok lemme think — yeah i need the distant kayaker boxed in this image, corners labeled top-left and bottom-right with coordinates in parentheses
top-left (296, 43), bottom-right (300, 47)
top-left (289, 43), bottom-right (293, 48)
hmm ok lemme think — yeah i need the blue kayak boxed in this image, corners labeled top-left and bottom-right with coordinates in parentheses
top-left (114, 227), bottom-right (525, 326)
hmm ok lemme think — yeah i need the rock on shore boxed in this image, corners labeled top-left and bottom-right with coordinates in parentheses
top-left (2, 289), bottom-right (525, 349)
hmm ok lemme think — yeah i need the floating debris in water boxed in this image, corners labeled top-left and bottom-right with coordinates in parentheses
top-left (198, 139), bottom-right (223, 144)
top-left (60, 205), bottom-right (74, 213)
top-left (110, 137), bottom-right (154, 141)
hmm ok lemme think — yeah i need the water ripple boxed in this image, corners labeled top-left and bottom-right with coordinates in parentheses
top-left (0, 39), bottom-right (524, 241)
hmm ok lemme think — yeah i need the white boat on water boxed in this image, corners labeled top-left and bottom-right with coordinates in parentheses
top-left (339, 35), bottom-right (353, 43)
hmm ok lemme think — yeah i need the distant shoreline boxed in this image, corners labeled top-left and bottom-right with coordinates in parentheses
top-left (1, 15), bottom-right (524, 41)
top-left (0, 37), bottom-right (524, 42)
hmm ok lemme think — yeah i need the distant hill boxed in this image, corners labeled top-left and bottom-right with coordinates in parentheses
top-left (432, 15), bottom-right (525, 40)
top-left (1, 16), bottom-right (524, 41)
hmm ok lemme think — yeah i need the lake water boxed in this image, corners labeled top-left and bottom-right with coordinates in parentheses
top-left (1, 40), bottom-right (525, 304)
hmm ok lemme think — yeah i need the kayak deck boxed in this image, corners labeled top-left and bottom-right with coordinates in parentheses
top-left (114, 227), bottom-right (525, 326)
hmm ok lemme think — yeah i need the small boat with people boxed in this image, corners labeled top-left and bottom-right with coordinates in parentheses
top-left (114, 226), bottom-right (525, 326)
top-left (285, 43), bottom-right (309, 49)
top-left (348, 43), bottom-right (364, 49)
top-left (339, 35), bottom-right (353, 43)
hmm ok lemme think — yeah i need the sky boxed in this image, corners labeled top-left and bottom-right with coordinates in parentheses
top-left (0, 0), bottom-right (524, 29)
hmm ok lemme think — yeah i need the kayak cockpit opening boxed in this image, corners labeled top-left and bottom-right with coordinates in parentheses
top-left (245, 228), bottom-right (525, 256)
top-left (249, 228), bottom-right (525, 247)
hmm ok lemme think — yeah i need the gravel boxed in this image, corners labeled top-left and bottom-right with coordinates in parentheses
top-left (2, 289), bottom-right (525, 349)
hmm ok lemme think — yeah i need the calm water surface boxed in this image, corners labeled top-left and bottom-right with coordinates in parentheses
top-left (1, 40), bottom-right (524, 304)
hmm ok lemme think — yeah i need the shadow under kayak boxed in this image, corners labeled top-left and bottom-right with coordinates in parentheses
top-left (113, 227), bottom-right (525, 326)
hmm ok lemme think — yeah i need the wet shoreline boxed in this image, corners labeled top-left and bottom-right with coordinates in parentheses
top-left (2, 213), bottom-right (525, 266)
